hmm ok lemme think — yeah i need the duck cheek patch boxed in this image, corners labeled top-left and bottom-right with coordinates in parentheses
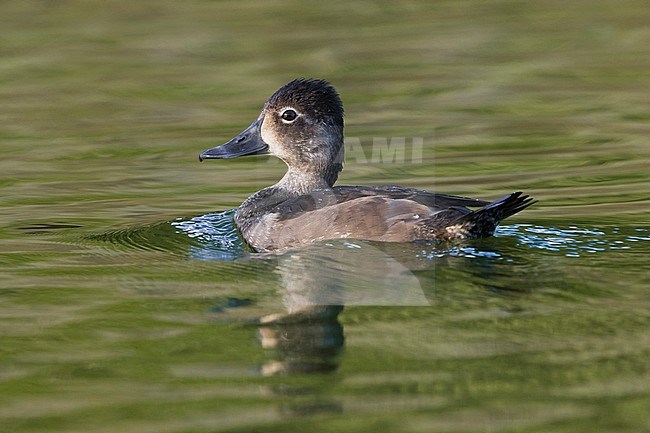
top-left (260, 116), bottom-right (285, 157)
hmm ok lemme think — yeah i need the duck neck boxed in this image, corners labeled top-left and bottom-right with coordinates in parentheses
top-left (275, 168), bottom-right (331, 196)
top-left (236, 168), bottom-right (331, 224)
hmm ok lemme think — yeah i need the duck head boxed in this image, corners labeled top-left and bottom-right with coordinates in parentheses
top-left (200, 79), bottom-right (345, 187)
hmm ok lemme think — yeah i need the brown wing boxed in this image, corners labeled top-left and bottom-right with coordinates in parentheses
top-left (272, 185), bottom-right (489, 219)
top-left (246, 189), bottom-right (476, 251)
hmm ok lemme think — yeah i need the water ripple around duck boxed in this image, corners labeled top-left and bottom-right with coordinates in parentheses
top-left (413, 224), bottom-right (648, 260)
top-left (88, 211), bottom-right (649, 265)
top-left (495, 224), bottom-right (648, 257)
top-left (171, 210), bottom-right (247, 261)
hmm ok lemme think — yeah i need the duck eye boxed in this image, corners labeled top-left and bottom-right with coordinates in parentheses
top-left (280, 109), bottom-right (298, 122)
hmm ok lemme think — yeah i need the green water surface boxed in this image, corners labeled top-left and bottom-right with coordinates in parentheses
top-left (1, 1), bottom-right (649, 432)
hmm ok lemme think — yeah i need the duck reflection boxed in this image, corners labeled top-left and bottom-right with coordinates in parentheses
top-left (254, 242), bottom-right (429, 417)
top-left (258, 304), bottom-right (344, 376)
top-left (257, 242), bottom-right (422, 378)
top-left (177, 211), bottom-right (539, 416)
top-left (272, 242), bottom-right (430, 308)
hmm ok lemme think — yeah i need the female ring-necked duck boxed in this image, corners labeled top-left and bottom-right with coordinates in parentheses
top-left (200, 79), bottom-right (535, 252)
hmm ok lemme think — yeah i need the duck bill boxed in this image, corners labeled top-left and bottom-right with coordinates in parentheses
top-left (199, 117), bottom-right (269, 161)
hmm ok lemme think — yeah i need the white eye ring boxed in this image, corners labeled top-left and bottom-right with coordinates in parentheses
top-left (280, 107), bottom-right (299, 123)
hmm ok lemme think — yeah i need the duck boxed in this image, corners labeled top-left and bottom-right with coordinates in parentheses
top-left (200, 79), bottom-right (535, 252)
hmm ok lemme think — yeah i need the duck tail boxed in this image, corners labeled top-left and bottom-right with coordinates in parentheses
top-left (456, 191), bottom-right (536, 238)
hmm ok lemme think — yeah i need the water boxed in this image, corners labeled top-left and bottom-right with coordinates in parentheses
top-left (2, 1), bottom-right (650, 432)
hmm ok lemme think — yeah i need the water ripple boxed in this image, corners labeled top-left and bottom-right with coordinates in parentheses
top-left (412, 224), bottom-right (648, 260)
top-left (171, 210), bottom-right (247, 261)
top-left (169, 211), bottom-right (649, 261)
top-left (85, 221), bottom-right (184, 254)
top-left (495, 224), bottom-right (647, 258)
top-left (93, 210), bottom-right (648, 264)
top-left (84, 210), bottom-right (246, 260)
